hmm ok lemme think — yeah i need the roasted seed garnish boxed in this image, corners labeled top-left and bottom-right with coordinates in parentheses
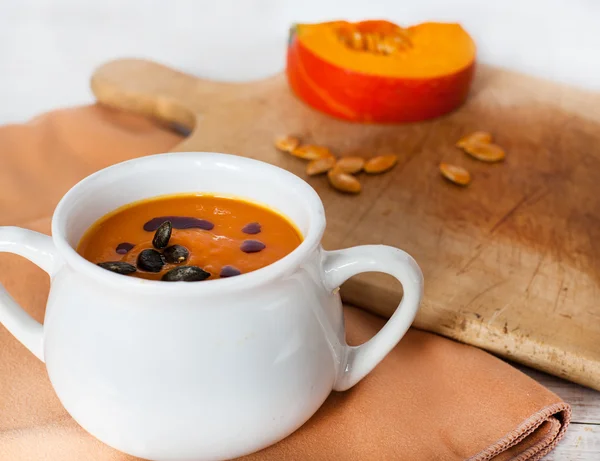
top-left (291, 144), bottom-right (333, 160)
top-left (439, 163), bottom-right (471, 186)
top-left (240, 240), bottom-right (266, 253)
top-left (456, 131), bottom-right (492, 148)
top-left (115, 242), bottom-right (135, 255)
top-left (364, 155), bottom-right (398, 174)
top-left (241, 222), bottom-right (262, 235)
top-left (162, 266), bottom-right (211, 282)
top-left (306, 156), bottom-right (336, 176)
top-left (220, 265), bottom-right (242, 278)
top-left (163, 245), bottom-right (189, 264)
top-left (462, 142), bottom-right (506, 163)
top-left (137, 248), bottom-right (165, 272)
top-left (144, 216), bottom-right (214, 231)
top-left (274, 135), bottom-right (300, 153)
top-left (327, 168), bottom-right (361, 194)
top-left (152, 221), bottom-right (172, 249)
top-left (97, 261), bottom-right (137, 275)
top-left (335, 156), bottom-right (365, 174)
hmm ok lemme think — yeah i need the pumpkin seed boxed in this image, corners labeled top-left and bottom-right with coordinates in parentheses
top-left (364, 33), bottom-right (377, 53)
top-left (115, 242), bottom-right (134, 255)
top-left (335, 156), bottom-right (365, 174)
top-left (242, 222), bottom-right (262, 235)
top-left (144, 216), bottom-right (214, 231)
top-left (163, 245), bottom-right (189, 264)
top-left (274, 135), bottom-right (300, 153)
top-left (220, 265), bottom-right (242, 278)
top-left (327, 168), bottom-right (361, 194)
top-left (240, 240), bottom-right (266, 253)
top-left (364, 155), bottom-right (398, 174)
top-left (291, 145), bottom-right (333, 160)
top-left (462, 142), bottom-right (506, 163)
top-left (137, 249), bottom-right (165, 272)
top-left (162, 266), bottom-right (211, 282)
top-left (97, 261), bottom-right (137, 275)
top-left (439, 163), bottom-right (471, 186)
top-left (306, 156), bottom-right (336, 176)
top-left (456, 131), bottom-right (492, 148)
top-left (152, 221), bottom-right (172, 249)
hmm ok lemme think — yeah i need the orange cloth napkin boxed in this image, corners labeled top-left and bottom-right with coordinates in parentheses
top-left (0, 105), bottom-right (570, 460)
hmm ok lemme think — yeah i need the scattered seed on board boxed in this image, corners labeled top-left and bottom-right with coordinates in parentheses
top-left (274, 135), bottom-right (300, 153)
top-left (137, 249), bottom-right (165, 272)
top-left (144, 216), bottom-right (214, 231)
top-left (115, 242), bottom-right (135, 255)
top-left (242, 222), bottom-right (262, 235)
top-left (456, 131), bottom-right (492, 148)
top-left (163, 245), bottom-right (189, 264)
top-left (327, 168), bottom-right (361, 194)
top-left (462, 142), bottom-right (506, 163)
top-left (306, 156), bottom-right (336, 176)
top-left (335, 156), bottom-right (365, 174)
top-left (97, 261), bottom-right (137, 275)
top-left (162, 266), bottom-right (211, 282)
top-left (220, 265), bottom-right (242, 278)
top-left (291, 144), bottom-right (333, 160)
top-left (240, 240), bottom-right (266, 253)
top-left (152, 221), bottom-right (172, 249)
top-left (439, 163), bottom-right (471, 186)
top-left (364, 155), bottom-right (398, 174)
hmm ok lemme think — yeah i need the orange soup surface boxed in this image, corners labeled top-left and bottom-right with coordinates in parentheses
top-left (77, 194), bottom-right (303, 281)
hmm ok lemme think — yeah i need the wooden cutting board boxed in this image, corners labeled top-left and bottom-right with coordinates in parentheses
top-left (91, 58), bottom-right (600, 390)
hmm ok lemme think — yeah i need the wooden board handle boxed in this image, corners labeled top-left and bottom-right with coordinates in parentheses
top-left (91, 59), bottom-right (234, 131)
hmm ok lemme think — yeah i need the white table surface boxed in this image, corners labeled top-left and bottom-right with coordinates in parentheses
top-left (1, 0), bottom-right (599, 457)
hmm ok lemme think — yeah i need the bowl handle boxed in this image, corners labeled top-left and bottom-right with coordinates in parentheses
top-left (322, 245), bottom-right (424, 391)
top-left (0, 227), bottom-right (62, 362)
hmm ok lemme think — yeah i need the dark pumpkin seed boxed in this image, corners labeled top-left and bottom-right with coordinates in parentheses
top-left (97, 261), bottom-right (137, 275)
top-left (220, 265), bottom-right (241, 278)
top-left (137, 249), bottom-right (165, 272)
top-left (144, 216), bottom-right (214, 231)
top-left (240, 240), bottom-right (266, 253)
top-left (115, 242), bottom-right (135, 255)
top-left (162, 266), bottom-right (210, 282)
top-left (152, 221), bottom-right (172, 249)
top-left (163, 245), bottom-right (189, 264)
top-left (242, 222), bottom-right (261, 235)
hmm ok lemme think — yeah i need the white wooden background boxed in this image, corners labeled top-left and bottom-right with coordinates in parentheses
top-left (0, 0), bottom-right (599, 458)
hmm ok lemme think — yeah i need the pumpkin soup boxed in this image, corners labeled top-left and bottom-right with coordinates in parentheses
top-left (77, 194), bottom-right (303, 281)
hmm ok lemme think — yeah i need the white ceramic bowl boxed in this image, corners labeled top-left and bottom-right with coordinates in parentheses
top-left (0, 152), bottom-right (423, 461)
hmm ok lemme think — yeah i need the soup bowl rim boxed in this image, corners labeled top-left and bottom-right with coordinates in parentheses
top-left (51, 152), bottom-right (326, 295)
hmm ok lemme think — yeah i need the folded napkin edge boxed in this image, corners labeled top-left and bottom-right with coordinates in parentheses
top-left (469, 401), bottom-right (571, 461)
